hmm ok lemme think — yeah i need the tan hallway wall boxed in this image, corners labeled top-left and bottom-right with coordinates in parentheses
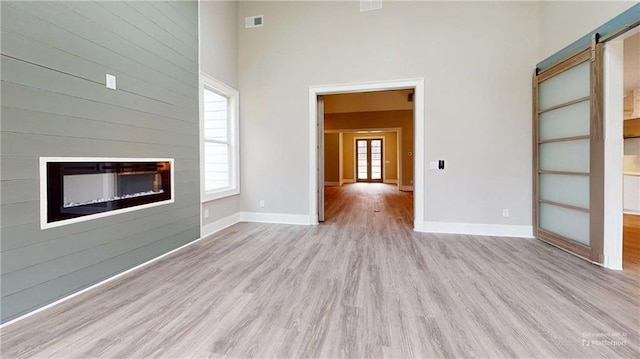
top-left (325, 110), bottom-right (413, 188)
top-left (324, 133), bottom-right (341, 183)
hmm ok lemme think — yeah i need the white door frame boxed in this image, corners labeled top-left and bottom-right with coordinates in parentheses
top-left (308, 78), bottom-right (425, 230)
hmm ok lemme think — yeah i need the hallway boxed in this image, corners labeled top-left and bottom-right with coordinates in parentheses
top-left (323, 183), bottom-right (413, 229)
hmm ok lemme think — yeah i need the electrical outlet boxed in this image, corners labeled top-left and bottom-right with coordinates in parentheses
top-left (106, 74), bottom-right (116, 90)
top-left (502, 209), bottom-right (510, 218)
top-left (204, 209), bottom-right (209, 218)
top-left (260, 200), bottom-right (265, 208)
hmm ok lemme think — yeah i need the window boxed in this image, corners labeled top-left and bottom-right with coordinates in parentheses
top-left (200, 74), bottom-right (239, 201)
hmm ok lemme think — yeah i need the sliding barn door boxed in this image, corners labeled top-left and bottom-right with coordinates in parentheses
top-left (533, 37), bottom-right (604, 263)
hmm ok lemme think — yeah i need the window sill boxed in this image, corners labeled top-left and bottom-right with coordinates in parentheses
top-left (202, 188), bottom-right (240, 203)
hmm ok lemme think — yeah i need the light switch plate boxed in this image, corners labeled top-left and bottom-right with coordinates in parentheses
top-left (106, 74), bottom-right (116, 90)
top-left (429, 161), bottom-right (438, 170)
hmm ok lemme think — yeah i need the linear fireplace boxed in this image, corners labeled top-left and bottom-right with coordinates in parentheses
top-left (40, 158), bottom-right (174, 229)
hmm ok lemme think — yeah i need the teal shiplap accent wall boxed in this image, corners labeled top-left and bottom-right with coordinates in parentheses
top-left (0, 1), bottom-right (200, 323)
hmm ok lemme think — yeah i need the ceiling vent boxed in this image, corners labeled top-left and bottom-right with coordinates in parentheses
top-left (245, 15), bottom-right (263, 29)
top-left (360, 0), bottom-right (382, 12)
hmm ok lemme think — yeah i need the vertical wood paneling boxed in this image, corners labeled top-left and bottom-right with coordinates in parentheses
top-left (0, 0), bottom-right (200, 323)
top-left (589, 39), bottom-right (605, 262)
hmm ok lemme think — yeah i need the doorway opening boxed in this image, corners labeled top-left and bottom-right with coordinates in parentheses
top-left (321, 90), bottom-right (413, 225)
top-left (309, 78), bottom-right (425, 230)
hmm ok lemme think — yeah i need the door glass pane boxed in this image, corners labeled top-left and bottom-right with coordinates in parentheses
top-left (540, 203), bottom-right (590, 245)
top-left (539, 139), bottom-right (590, 173)
top-left (371, 140), bottom-right (382, 180)
top-left (539, 174), bottom-right (589, 209)
top-left (538, 60), bottom-right (590, 110)
top-left (357, 140), bottom-right (368, 180)
top-left (539, 100), bottom-right (590, 141)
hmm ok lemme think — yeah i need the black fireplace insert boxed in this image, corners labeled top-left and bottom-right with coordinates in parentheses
top-left (46, 161), bottom-right (172, 224)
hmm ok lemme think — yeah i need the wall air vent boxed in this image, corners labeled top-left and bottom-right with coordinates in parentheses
top-left (360, 0), bottom-right (382, 12)
top-left (245, 15), bottom-right (264, 28)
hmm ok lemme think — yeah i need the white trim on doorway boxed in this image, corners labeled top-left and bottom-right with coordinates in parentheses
top-left (309, 78), bottom-right (425, 231)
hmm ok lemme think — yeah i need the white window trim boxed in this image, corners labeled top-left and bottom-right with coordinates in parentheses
top-left (199, 73), bottom-right (240, 202)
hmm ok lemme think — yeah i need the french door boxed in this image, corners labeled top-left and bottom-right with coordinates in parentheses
top-left (356, 139), bottom-right (383, 183)
top-left (533, 36), bottom-right (604, 263)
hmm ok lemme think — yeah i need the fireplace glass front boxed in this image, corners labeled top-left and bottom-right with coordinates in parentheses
top-left (45, 161), bottom-right (172, 225)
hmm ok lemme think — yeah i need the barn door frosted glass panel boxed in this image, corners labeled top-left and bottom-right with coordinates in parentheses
top-left (539, 139), bottom-right (590, 173)
top-left (539, 203), bottom-right (590, 245)
top-left (539, 100), bottom-right (590, 140)
top-left (537, 59), bottom-right (591, 247)
top-left (539, 174), bottom-right (589, 209)
top-left (538, 61), bottom-right (590, 110)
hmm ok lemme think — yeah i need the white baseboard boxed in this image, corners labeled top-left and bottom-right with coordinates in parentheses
top-left (623, 210), bottom-right (640, 215)
top-left (420, 221), bottom-right (534, 238)
top-left (400, 185), bottom-right (413, 191)
top-left (324, 181), bottom-right (341, 187)
top-left (202, 213), bottom-right (241, 238)
top-left (239, 212), bottom-right (313, 225)
top-left (384, 179), bottom-right (398, 184)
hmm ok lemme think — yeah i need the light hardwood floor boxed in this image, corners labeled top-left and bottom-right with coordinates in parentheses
top-left (1, 183), bottom-right (638, 358)
top-left (624, 214), bottom-right (640, 273)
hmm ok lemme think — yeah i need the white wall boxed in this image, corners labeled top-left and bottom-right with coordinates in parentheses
top-left (538, 1), bottom-right (638, 60)
top-left (200, 0), bottom-right (238, 88)
top-left (199, 0), bottom-right (240, 227)
top-left (238, 1), bottom-right (538, 227)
